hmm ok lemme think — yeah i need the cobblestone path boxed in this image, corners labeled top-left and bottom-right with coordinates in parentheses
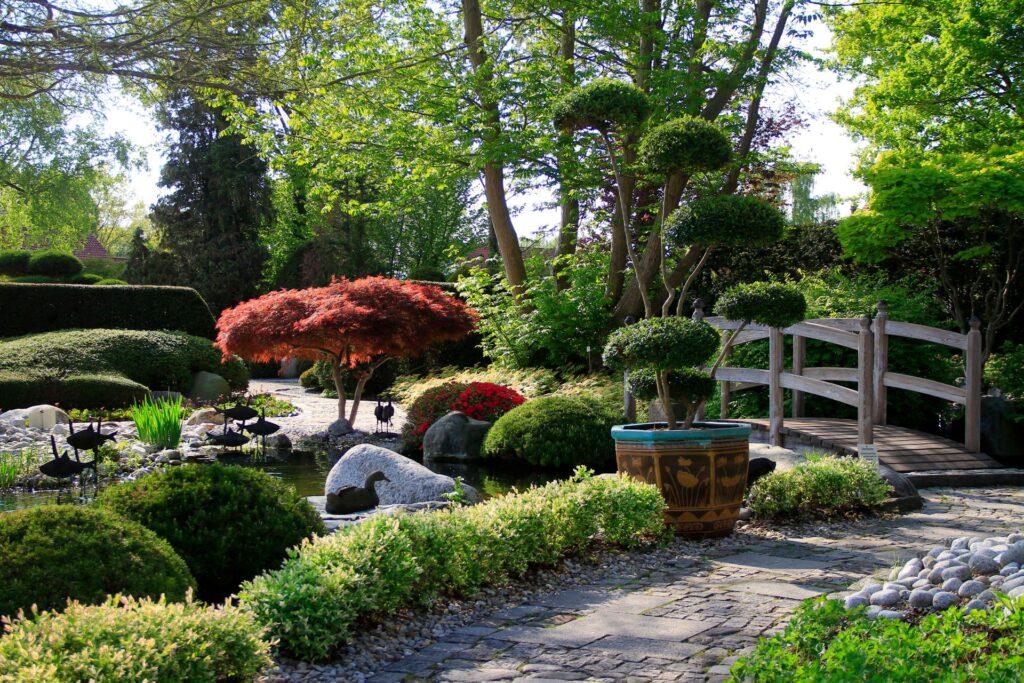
top-left (371, 487), bottom-right (1024, 682)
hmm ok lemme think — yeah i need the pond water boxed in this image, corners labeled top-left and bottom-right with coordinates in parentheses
top-left (0, 450), bottom-right (570, 512)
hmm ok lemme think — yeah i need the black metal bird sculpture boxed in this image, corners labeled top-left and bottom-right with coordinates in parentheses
top-left (325, 471), bottom-right (390, 514)
top-left (66, 419), bottom-right (117, 453)
top-left (39, 435), bottom-right (95, 481)
top-left (381, 399), bottom-right (395, 431)
top-left (241, 410), bottom-right (280, 451)
top-left (206, 428), bottom-right (252, 449)
top-left (374, 399), bottom-right (385, 433)
top-left (219, 403), bottom-right (259, 424)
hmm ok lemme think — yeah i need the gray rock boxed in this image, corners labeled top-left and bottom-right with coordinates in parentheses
top-left (927, 567), bottom-right (945, 584)
top-left (265, 433), bottom-right (292, 450)
top-left (870, 589), bottom-right (900, 607)
top-left (328, 418), bottom-right (353, 437)
top-left (958, 580), bottom-right (986, 598)
top-left (977, 590), bottom-right (996, 602)
top-left (1000, 576), bottom-right (1024, 592)
top-left (861, 583), bottom-right (884, 597)
top-left (964, 599), bottom-right (987, 614)
top-left (1008, 586), bottom-right (1024, 600)
top-left (909, 589), bottom-right (935, 609)
top-left (844, 595), bottom-right (869, 610)
top-left (1000, 563), bottom-right (1020, 576)
top-left (422, 411), bottom-right (491, 462)
top-left (324, 444), bottom-right (480, 505)
top-left (942, 565), bottom-right (972, 582)
top-left (932, 591), bottom-right (958, 610)
top-left (941, 578), bottom-right (963, 592)
top-left (185, 408), bottom-right (225, 426)
top-left (866, 605), bottom-right (882, 618)
top-left (898, 558), bottom-right (924, 580)
top-left (189, 371), bottom-right (230, 402)
top-left (877, 610), bottom-right (905, 620)
top-left (969, 554), bottom-right (1000, 576)
top-left (912, 578), bottom-right (931, 589)
top-left (951, 537), bottom-right (970, 551)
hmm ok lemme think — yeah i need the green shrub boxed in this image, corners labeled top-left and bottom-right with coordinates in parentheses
top-left (551, 79), bottom-right (650, 131)
top-left (639, 116), bottom-right (732, 174)
top-left (401, 380), bottom-right (469, 450)
top-left (11, 274), bottom-right (63, 283)
top-left (987, 341), bottom-right (1024, 400)
top-left (482, 396), bottom-right (621, 468)
top-left (0, 329), bottom-right (247, 409)
top-left (131, 396), bottom-right (184, 448)
top-left (239, 470), bottom-right (666, 661)
top-left (69, 272), bottom-right (105, 284)
top-left (0, 505), bottom-right (195, 619)
top-left (96, 277), bottom-right (129, 285)
top-left (99, 464), bottom-right (326, 601)
top-left (746, 455), bottom-right (890, 520)
top-left (731, 597), bottom-right (1024, 682)
top-left (0, 249), bottom-right (30, 276)
top-left (0, 282), bottom-right (216, 338)
top-left (393, 366), bottom-right (561, 404)
top-left (667, 194), bottom-right (787, 249)
top-left (26, 250), bottom-right (83, 277)
top-left (0, 595), bottom-right (271, 682)
top-left (714, 281), bottom-right (808, 329)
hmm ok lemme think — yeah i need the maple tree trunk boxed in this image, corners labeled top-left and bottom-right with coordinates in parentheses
top-left (330, 358), bottom-right (347, 420)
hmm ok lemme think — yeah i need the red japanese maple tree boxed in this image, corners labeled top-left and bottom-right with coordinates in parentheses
top-left (216, 277), bottom-right (476, 422)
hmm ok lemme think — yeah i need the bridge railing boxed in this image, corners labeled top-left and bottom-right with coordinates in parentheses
top-left (688, 300), bottom-right (983, 453)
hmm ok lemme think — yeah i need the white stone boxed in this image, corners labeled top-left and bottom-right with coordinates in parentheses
top-left (324, 444), bottom-right (480, 505)
top-left (23, 405), bottom-right (70, 430)
top-left (184, 408), bottom-right (225, 426)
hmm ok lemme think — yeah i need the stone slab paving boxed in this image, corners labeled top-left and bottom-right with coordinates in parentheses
top-left (371, 487), bottom-right (1024, 682)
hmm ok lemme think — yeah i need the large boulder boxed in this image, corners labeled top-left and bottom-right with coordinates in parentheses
top-left (184, 407), bottom-right (225, 426)
top-left (189, 371), bottom-right (230, 403)
top-left (21, 405), bottom-right (70, 430)
top-left (325, 444), bottom-right (480, 505)
top-left (423, 411), bottom-right (491, 462)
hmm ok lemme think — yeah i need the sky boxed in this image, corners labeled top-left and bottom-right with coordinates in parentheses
top-left (104, 20), bottom-right (864, 235)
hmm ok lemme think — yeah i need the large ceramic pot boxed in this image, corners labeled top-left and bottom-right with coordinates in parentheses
top-left (611, 421), bottom-right (751, 538)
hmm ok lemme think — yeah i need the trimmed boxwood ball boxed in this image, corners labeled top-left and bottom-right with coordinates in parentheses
top-left (603, 316), bottom-right (720, 373)
top-left (98, 464), bottom-right (327, 601)
top-left (666, 194), bottom-right (786, 248)
top-left (96, 277), bottom-right (129, 285)
top-left (69, 272), bottom-right (105, 284)
top-left (552, 79), bottom-right (651, 131)
top-left (26, 249), bottom-right (84, 277)
top-left (0, 249), bottom-right (30, 275)
top-left (0, 505), bottom-right (195, 619)
top-left (714, 281), bottom-right (807, 329)
top-left (638, 117), bottom-right (732, 174)
top-left (481, 396), bottom-right (621, 468)
top-left (627, 366), bottom-right (716, 406)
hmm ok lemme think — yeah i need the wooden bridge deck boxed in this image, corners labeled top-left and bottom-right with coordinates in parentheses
top-left (735, 418), bottom-right (1002, 473)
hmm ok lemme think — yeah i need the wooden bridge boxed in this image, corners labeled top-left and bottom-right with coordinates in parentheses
top-left (691, 301), bottom-right (1004, 475)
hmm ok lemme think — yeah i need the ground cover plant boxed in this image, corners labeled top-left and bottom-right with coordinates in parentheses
top-left (239, 470), bottom-right (666, 661)
top-left (0, 595), bottom-right (272, 682)
top-left (730, 597), bottom-right (1024, 682)
top-left (98, 464), bottom-right (325, 601)
top-left (130, 395), bottom-right (185, 449)
top-left (0, 505), bottom-right (195, 619)
top-left (746, 454), bottom-right (890, 520)
top-left (67, 392), bottom-right (296, 423)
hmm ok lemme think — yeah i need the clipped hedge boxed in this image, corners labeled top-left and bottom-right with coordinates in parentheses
top-left (0, 595), bottom-right (271, 682)
top-left (731, 597), bottom-right (1024, 682)
top-left (482, 395), bottom-right (621, 468)
top-left (0, 249), bottom-right (30, 275)
top-left (0, 282), bottom-right (216, 338)
top-left (26, 250), bottom-right (83, 277)
top-left (746, 455), bottom-right (890, 520)
top-left (0, 505), bottom-right (195, 619)
top-left (0, 329), bottom-right (247, 409)
top-left (99, 464), bottom-right (326, 602)
top-left (239, 471), bottom-right (667, 661)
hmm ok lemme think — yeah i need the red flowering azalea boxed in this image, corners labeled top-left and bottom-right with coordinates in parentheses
top-left (401, 381), bottom-right (525, 451)
top-left (451, 382), bottom-right (525, 423)
top-left (216, 277), bottom-right (475, 421)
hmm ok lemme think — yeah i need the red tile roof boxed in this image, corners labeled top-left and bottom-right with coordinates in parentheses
top-left (73, 235), bottom-right (112, 260)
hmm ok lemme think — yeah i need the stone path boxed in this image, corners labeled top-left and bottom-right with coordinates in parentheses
top-left (369, 487), bottom-right (1024, 682)
top-left (250, 378), bottom-right (407, 436)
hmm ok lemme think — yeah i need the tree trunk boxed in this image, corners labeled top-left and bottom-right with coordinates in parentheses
top-left (330, 357), bottom-right (347, 420)
top-left (462, 0), bottom-right (527, 288)
top-left (554, 13), bottom-right (579, 290)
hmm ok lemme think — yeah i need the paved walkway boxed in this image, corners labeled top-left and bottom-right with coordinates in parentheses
top-left (371, 487), bottom-right (1024, 682)
top-left (250, 378), bottom-right (407, 436)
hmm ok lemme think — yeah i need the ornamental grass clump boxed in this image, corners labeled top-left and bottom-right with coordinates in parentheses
top-left (239, 470), bottom-right (666, 661)
top-left (0, 595), bottom-right (272, 682)
top-left (130, 395), bottom-right (184, 449)
top-left (746, 454), bottom-right (890, 520)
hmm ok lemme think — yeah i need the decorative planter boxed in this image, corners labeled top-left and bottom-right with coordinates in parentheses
top-left (611, 421), bottom-right (751, 538)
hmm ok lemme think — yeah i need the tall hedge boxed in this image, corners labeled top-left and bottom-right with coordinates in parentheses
top-left (0, 283), bottom-right (216, 338)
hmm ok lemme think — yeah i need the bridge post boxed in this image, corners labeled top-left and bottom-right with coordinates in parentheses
top-left (858, 316), bottom-right (874, 447)
top-left (791, 334), bottom-right (805, 417)
top-left (768, 327), bottom-right (784, 446)
top-left (965, 317), bottom-right (982, 452)
top-left (873, 301), bottom-right (888, 425)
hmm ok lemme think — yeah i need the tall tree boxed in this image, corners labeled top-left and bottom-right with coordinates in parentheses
top-left (150, 92), bottom-right (271, 312)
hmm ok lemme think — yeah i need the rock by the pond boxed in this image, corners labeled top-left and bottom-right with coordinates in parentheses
top-left (328, 418), bottom-right (354, 437)
top-left (324, 444), bottom-right (480, 506)
top-left (264, 433), bottom-right (292, 450)
top-left (423, 411), bottom-right (491, 462)
top-left (15, 405), bottom-right (71, 430)
top-left (185, 407), bottom-right (225, 426)
top-left (189, 371), bottom-right (230, 402)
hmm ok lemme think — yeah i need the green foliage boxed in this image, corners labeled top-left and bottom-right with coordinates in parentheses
top-left (627, 367), bottom-right (716, 407)
top-left (0, 249), bottom-right (30, 275)
top-left (0, 448), bottom-right (43, 489)
top-left (96, 277), bottom-right (129, 285)
top-left (0, 329), bottom-right (247, 409)
top-left (551, 79), bottom-right (650, 132)
top-left (239, 471), bottom-right (665, 661)
top-left (482, 396), bottom-right (620, 468)
top-left (457, 250), bottom-right (611, 369)
top-left (0, 505), bottom-right (195, 619)
top-left (401, 381), bottom-right (469, 451)
top-left (638, 117), bottom-right (732, 174)
top-left (714, 282), bottom-right (807, 329)
top-left (98, 464), bottom-right (326, 601)
top-left (69, 272), bottom-right (104, 284)
top-left (667, 194), bottom-right (787, 249)
top-left (0, 282), bottom-right (216, 338)
top-left (987, 342), bottom-right (1024, 401)
top-left (131, 396), bottom-right (185, 449)
top-left (746, 455), bottom-right (890, 520)
top-left (731, 596), bottom-right (1024, 681)
top-left (26, 250), bottom-right (83, 277)
top-left (0, 595), bottom-right (272, 682)
top-left (392, 366), bottom-right (562, 404)
top-left (603, 317), bottom-right (720, 373)
top-left (10, 275), bottom-right (62, 283)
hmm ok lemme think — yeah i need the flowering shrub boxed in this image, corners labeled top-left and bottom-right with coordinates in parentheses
top-left (450, 382), bottom-right (525, 423)
top-left (401, 381), bottom-right (524, 451)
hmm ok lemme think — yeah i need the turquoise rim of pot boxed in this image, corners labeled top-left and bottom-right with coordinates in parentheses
top-left (610, 421), bottom-right (752, 442)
